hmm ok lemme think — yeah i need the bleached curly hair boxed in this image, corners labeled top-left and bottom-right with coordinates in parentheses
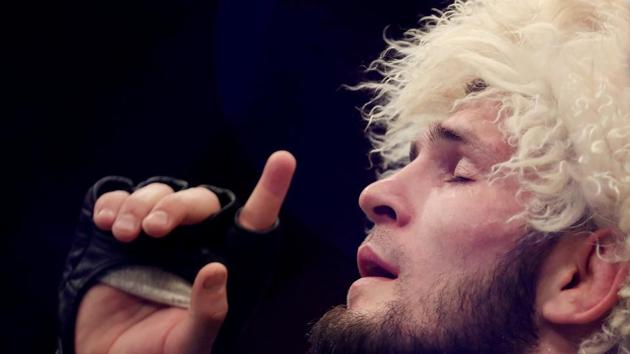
top-left (356, 0), bottom-right (630, 353)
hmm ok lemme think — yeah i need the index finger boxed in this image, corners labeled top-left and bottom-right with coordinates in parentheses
top-left (238, 150), bottom-right (297, 232)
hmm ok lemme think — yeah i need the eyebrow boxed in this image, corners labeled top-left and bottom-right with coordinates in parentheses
top-left (409, 122), bottom-right (496, 161)
top-left (465, 78), bottom-right (488, 94)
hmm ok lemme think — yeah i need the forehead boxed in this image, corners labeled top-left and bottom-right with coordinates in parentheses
top-left (439, 100), bottom-right (513, 160)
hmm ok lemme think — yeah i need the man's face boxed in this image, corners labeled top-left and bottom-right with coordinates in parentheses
top-left (308, 101), bottom-right (554, 353)
top-left (351, 100), bottom-right (522, 315)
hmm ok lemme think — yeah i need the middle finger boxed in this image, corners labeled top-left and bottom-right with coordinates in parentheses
top-left (112, 182), bottom-right (175, 242)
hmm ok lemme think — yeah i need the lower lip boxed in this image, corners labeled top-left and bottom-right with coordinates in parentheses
top-left (351, 276), bottom-right (395, 287)
top-left (347, 276), bottom-right (396, 308)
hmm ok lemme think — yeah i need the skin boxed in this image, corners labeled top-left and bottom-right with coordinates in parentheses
top-left (76, 102), bottom-right (629, 353)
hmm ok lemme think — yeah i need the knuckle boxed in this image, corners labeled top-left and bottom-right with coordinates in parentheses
top-left (209, 306), bottom-right (228, 321)
top-left (159, 192), bottom-right (187, 210)
top-left (95, 190), bottom-right (129, 210)
top-left (191, 187), bottom-right (221, 206)
top-left (122, 184), bottom-right (175, 215)
top-left (140, 182), bottom-right (175, 195)
top-left (120, 196), bottom-right (149, 216)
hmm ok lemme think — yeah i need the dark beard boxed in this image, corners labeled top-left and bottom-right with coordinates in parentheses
top-left (307, 234), bottom-right (559, 354)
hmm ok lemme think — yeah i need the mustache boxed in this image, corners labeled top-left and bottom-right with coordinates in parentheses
top-left (361, 227), bottom-right (402, 269)
top-left (362, 226), bottom-right (391, 245)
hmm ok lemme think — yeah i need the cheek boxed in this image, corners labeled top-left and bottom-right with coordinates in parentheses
top-left (414, 183), bottom-right (524, 269)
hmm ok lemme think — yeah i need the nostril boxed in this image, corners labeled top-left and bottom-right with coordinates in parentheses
top-left (374, 205), bottom-right (397, 221)
top-left (364, 219), bottom-right (375, 232)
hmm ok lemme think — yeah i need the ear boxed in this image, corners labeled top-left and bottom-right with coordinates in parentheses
top-left (541, 229), bottom-right (629, 325)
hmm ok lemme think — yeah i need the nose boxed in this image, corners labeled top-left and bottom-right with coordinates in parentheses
top-left (358, 174), bottom-right (411, 227)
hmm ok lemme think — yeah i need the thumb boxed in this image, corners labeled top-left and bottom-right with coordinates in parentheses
top-left (238, 150), bottom-right (296, 231)
top-left (166, 262), bottom-right (228, 354)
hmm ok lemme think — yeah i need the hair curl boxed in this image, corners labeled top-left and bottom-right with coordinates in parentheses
top-left (355, 0), bottom-right (630, 352)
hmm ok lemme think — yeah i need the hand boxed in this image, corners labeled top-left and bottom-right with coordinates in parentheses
top-left (75, 151), bottom-right (296, 354)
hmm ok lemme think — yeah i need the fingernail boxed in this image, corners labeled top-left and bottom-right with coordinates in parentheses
top-left (203, 270), bottom-right (226, 292)
top-left (203, 278), bottom-right (224, 292)
top-left (146, 211), bottom-right (169, 227)
top-left (96, 209), bottom-right (114, 220)
top-left (114, 214), bottom-right (137, 233)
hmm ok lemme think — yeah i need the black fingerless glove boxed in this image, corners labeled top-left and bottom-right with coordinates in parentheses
top-left (57, 176), bottom-right (282, 354)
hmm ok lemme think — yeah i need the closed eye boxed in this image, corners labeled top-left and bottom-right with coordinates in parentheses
top-left (445, 175), bottom-right (475, 183)
top-left (446, 158), bottom-right (478, 184)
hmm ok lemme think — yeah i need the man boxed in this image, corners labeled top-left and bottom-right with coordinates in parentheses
top-left (59, 0), bottom-right (630, 353)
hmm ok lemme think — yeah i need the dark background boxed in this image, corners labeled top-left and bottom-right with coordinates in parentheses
top-left (5, 0), bottom-right (445, 352)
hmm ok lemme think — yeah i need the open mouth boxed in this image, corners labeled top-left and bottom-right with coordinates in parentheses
top-left (357, 245), bottom-right (398, 279)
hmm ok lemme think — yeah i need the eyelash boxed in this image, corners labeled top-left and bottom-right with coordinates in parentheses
top-left (445, 161), bottom-right (476, 184)
top-left (445, 175), bottom-right (474, 183)
top-left (408, 142), bottom-right (477, 184)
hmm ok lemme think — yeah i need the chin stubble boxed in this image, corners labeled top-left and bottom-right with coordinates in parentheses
top-left (307, 233), bottom-right (559, 354)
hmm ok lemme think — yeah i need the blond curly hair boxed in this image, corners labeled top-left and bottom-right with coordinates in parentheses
top-left (355, 0), bottom-right (630, 352)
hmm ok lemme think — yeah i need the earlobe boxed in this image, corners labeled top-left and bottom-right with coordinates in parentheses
top-left (541, 229), bottom-right (629, 325)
